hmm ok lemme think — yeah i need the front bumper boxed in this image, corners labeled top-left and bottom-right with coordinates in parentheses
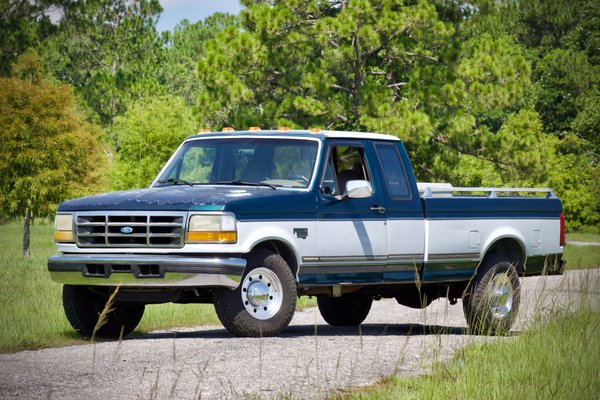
top-left (48, 254), bottom-right (246, 288)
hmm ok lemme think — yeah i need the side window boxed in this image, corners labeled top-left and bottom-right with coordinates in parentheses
top-left (375, 143), bottom-right (411, 199)
top-left (321, 145), bottom-right (370, 195)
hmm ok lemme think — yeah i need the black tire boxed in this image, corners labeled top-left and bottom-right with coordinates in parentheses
top-left (212, 249), bottom-right (297, 337)
top-left (63, 285), bottom-right (145, 339)
top-left (317, 293), bottom-right (373, 326)
top-left (462, 255), bottom-right (520, 335)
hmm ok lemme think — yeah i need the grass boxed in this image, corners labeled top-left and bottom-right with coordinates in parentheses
top-left (2, 222), bottom-right (599, 398)
top-left (342, 243), bottom-right (600, 400)
top-left (0, 223), bottom-right (81, 352)
top-left (563, 244), bottom-right (600, 269)
top-left (566, 232), bottom-right (600, 243)
top-left (564, 232), bottom-right (600, 269)
top-left (0, 221), bottom-right (316, 352)
top-left (346, 306), bottom-right (600, 400)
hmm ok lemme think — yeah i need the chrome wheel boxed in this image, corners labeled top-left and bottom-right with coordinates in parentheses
top-left (241, 267), bottom-right (283, 320)
top-left (463, 255), bottom-right (520, 335)
top-left (488, 273), bottom-right (514, 319)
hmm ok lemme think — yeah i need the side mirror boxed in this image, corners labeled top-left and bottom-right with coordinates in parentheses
top-left (345, 180), bottom-right (373, 199)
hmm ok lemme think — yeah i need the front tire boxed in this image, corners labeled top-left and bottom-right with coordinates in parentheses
top-left (462, 255), bottom-right (520, 335)
top-left (63, 285), bottom-right (145, 338)
top-left (317, 293), bottom-right (373, 326)
top-left (213, 249), bottom-right (297, 337)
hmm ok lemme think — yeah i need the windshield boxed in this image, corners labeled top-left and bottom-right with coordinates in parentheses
top-left (155, 138), bottom-right (320, 189)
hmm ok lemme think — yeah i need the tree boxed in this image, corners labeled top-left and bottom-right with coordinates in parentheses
top-left (161, 13), bottom-right (238, 108)
top-left (109, 95), bottom-right (196, 190)
top-left (0, 0), bottom-right (70, 76)
top-left (508, 0), bottom-right (600, 150)
top-left (44, 0), bottom-right (165, 135)
top-left (196, 0), bottom-right (537, 183)
top-left (197, 0), bottom-right (454, 131)
top-left (0, 51), bottom-right (103, 257)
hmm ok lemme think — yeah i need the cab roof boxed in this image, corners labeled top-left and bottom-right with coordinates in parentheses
top-left (185, 129), bottom-right (400, 142)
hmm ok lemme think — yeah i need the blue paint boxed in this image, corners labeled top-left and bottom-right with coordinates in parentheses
top-left (424, 197), bottom-right (562, 219)
top-left (382, 271), bottom-right (419, 283)
top-left (421, 268), bottom-right (478, 283)
top-left (299, 272), bottom-right (383, 285)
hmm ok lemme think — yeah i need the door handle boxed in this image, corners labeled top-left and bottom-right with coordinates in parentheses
top-left (370, 205), bottom-right (386, 214)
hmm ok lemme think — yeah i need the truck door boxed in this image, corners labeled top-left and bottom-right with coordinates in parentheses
top-left (373, 142), bottom-right (425, 283)
top-left (311, 141), bottom-right (387, 284)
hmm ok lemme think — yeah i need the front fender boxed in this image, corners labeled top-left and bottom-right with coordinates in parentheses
top-left (236, 220), bottom-right (317, 269)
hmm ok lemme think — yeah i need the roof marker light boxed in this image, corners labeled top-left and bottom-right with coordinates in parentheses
top-left (198, 128), bottom-right (210, 133)
top-left (310, 128), bottom-right (322, 133)
top-left (248, 127), bottom-right (261, 131)
top-left (222, 127), bottom-right (234, 132)
top-left (278, 126), bottom-right (290, 131)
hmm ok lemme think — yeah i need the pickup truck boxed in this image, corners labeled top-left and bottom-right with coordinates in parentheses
top-left (48, 129), bottom-right (565, 338)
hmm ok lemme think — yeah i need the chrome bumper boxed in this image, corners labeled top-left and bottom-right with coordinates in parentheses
top-left (48, 254), bottom-right (246, 288)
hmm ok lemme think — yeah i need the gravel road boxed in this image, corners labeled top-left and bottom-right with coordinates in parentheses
top-left (1, 269), bottom-right (598, 400)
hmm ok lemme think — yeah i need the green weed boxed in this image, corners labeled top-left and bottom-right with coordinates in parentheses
top-left (566, 232), bottom-right (600, 243)
top-left (563, 245), bottom-right (600, 269)
top-left (347, 306), bottom-right (600, 400)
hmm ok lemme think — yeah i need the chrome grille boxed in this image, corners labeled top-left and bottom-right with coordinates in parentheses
top-left (75, 212), bottom-right (186, 248)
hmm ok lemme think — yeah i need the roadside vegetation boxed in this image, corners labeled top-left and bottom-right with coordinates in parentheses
top-left (346, 306), bottom-right (600, 400)
top-left (564, 233), bottom-right (600, 270)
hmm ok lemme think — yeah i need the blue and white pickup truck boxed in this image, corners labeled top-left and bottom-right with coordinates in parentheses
top-left (48, 129), bottom-right (565, 337)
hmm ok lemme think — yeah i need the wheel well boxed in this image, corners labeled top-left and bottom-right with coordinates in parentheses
top-left (483, 237), bottom-right (525, 272)
top-left (251, 240), bottom-right (299, 279)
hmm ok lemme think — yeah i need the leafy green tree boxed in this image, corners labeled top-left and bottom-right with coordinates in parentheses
top-left (197, 0), bottom-right (454, 131)
top-left (161, 13), bottom-right (238, 108)
top-left (502, 0), bottom-right (600, 228)
top-left (109, 95), bottom-right (196, 190)
top-left (0, 51), bottom-right (103, 257)
top-left (0, 0), bottom-right (70, 76)
top-left (506, 0), bottom-right (599, 148)
top-left (44, 0), bottom-right (165, 134)
top-left (546, 134), bottom-right (600, 231)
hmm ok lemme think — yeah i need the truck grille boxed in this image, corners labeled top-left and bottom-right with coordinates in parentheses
top-left (75, 212), bottom-right (186, 248)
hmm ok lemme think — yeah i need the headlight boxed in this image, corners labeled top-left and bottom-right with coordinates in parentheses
top-left (54, 214), bottom-right (74, 243)
top-left (186, 213), bottom-right (237, 243)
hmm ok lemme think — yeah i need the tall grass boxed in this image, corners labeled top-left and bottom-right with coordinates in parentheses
top-left (0, 223), bottom-right (79, 352)
top-left (563, 232), bottom-right (600, 269)
top-left (566, 232), bottom-right (600, 242)
top-left (563, 245), bottom-right (600, 269)
top-left (346, 265), bottom-right (600, 400)
top-left (347, 306), bottom-right (600, 400)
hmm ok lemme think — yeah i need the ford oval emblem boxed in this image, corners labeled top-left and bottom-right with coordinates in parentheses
top-left (120, 226), bottom-right (134, 234)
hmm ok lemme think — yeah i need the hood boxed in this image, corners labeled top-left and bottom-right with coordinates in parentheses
top-left (59, 185), bottom-right (296, 211)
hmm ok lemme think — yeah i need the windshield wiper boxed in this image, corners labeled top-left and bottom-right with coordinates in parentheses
top-left (217, 180), bottom-right (277, 190)
top-left (156, 178), bottom-right (194, 186)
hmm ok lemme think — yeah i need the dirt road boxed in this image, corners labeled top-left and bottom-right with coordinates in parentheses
top-left (1, 269), bottom-right (598, 399)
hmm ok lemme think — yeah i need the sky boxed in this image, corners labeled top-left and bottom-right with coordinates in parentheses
top-left (156, 0), bottom-right (243, 32)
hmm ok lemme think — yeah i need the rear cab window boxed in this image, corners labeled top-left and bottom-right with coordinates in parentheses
top-left (374, 143), bottom-right (412, 199)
